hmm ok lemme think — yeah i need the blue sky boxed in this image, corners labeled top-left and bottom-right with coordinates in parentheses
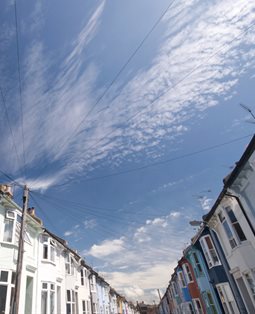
top-left (1, 0), bottom-right (255, 302)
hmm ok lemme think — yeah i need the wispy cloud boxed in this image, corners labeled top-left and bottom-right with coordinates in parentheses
top-left (1, 0), bottom-right (255, 188)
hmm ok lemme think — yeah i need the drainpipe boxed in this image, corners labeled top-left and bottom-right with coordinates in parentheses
top-left (208, 227), bottom-right (248, 314)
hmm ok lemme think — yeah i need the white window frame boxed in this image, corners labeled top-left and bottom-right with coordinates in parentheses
top-left (2, 210), bottom-right (19, 244)
top-left (218, 211), bottom-right (237, 249)
top-left (42, 236), bottom-right (56, 263)
top-left (65, 254), bottom-right (75, 275)
top-left (225, 206), bottom-right (247, 243)
top-left (0, 270), bottom-right (15, 314)
top-left (183, 263), bottom-right (193, 283)
top-left (200, 235), bottom-right (221, 269)
top-left (66, 289), bottom-right (78, 314)
top-left (244, 272), bottom-right (255, 302)
top-left (81, 269), bottom-right (84, 286)
top-left (192, 298), bottom-right (202, 314)
top-left (41, 282), bottom-right (55, 314)
top-left (216, 283), bottom-right (239, 314)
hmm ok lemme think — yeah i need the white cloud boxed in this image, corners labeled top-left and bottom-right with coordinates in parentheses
top-left (86, 211), bottom-right (192, 302)
top-left (64, 230), bottom-right (73, 236)
top-left (83, 219), bottom-right (97, 229)
top-left (87, 238), bottom-right (125, 258)
top-left (199, 196), bottom-right (213, 212)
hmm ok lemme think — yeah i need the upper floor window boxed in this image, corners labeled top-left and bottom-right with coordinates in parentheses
top-left (2, 210), bottom-right (20, 244)
top-left (183, 263), bottom-right (193, 283)
top-left (171, 282), bottom-right (178, 296)
top-left (226, 207), bottom-right (247, 242)
top-left (219, 211), bottom-right (237, 249)
top-left (219, 207), bottom-right (247, 249)
top-left (65, 254), bottom-right (74, 275)
top-left (200, 235), bottom-right (220, 268)
top-left (177, 271), bottom-right (186, 288)
top-left (42, 236), bottom-right (56, 263)
top-left (192, 252), bottom-right (203, 276)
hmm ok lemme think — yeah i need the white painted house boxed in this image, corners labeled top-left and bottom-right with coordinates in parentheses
top-left (204, 135), bottom-right (255, 314)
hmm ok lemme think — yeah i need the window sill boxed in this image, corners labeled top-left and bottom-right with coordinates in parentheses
top-left (41, 259), bottom-right (56, 266)
top-left (0, 241), bottom-right (18, 248)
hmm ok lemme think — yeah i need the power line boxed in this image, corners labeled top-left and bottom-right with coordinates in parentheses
top-left (57, 0), bottom-right (178, 153)
top-left (14, 0), bottom-right (27, 179)
top-left (0, 86), bottom-right (24, 177)
top-left (29, 192), bottom-right (62, 233)
top-left (63, 16), bottom-right (255, 178)
top-left (67, 134), bottom-right (253, 182)
top-left (0, 167), bottom-right (23, 188)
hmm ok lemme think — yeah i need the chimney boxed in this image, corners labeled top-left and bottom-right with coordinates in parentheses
top-left (0, 184), bottom-right (13, 198)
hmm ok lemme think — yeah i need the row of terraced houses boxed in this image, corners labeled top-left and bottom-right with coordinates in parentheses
top-left (0, 186), bottom-right (138, 314)
top-left (159, 135), bottom-right (255, 314)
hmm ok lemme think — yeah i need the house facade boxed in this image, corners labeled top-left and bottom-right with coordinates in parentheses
top-left (204, 136), bottom-right (255, 313)
top-left (0, 185), bottom-right (137, 314)
top-left (159, 136), bottom-right (255, 314)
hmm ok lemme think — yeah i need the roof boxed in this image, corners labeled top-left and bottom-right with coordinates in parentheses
top-left (203, 134), bottom-right (255, 222)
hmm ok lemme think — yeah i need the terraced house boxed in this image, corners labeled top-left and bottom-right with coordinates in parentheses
top-left (159, 135), bottom-right (255, 314)
top-left (0, 185), bottom-right (137, 314)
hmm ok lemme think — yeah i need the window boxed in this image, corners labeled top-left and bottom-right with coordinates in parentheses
top-left (81, 269), bottom-right (84, 286)
top-left (193, 299), bottom-right (202, 314)
top-left (245, 273), bottom-right (255, 301)
top-left (65, 254), bottom-right (74, 275)
top-left (82, 301), bottom-right (86, 314)
top-left (183, 264), bottom-right (193, 283)
top-left (216, 283), bottom-right (238, 314)
top-left (206, 292), bottom-right (217, 314)
top-left (192, 252), bottom-right (203, 276)
top-left (226, 207), bottom-right (247, 242)
top-left (82, 300), bottom-right (90, 314)
top-left (66, 290), bottom-right (78, 314)
top-left (3, 210), bottom-right (15, 243)
top-left (41, 282), bottom-right (55, 314)
top-left (171, 282), bottom-right (178, 296)
top-left (219, 211), bottom-right (237, 249)
top-left (177, 271), bottom-right (186, 288)
top-left (42, 236), bottom-right (56, 263)
top-left (187, 302), bottom-right (195, 314)
top-left (200, 235), bottom-right (220, 268)
top-left (0, 270), bottom-right (15, 314)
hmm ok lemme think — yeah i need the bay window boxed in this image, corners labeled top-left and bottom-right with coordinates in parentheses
top-left (200, 235), bottom-right (220, 268)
